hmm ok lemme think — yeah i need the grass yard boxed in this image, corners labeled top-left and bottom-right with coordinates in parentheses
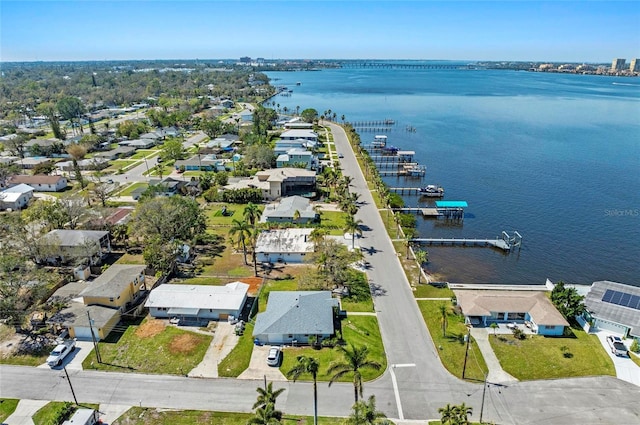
top-left (110, 159), bottom-right (139, 169)
top-left (112, 406), bottom-right (345, 425)
top-left (489, 324), bottom-right (616, 380)
top-left (257, 273), bottom-right (305, 313)
top-left (32, 402), bottom-right (72, 425)
top-left (206, 203), bottom-right (245, 226)
top-left (117, 182), bottom-right (148, 196)
top-left (413, 283), bottom-right (454, 299)
top-left (115, 253), bottom-right (146, 265)
top-left (0, 399), bottom-right (19, 422)
top-left (130, 149), bottom-right (160, 159)
top-left (319, 210), bottom-right (347, 235)
top-left (417, 301), bottom-right (487, 381)
top-left (279, 315), bottom-right (386, 383)
top-left (82, 318), bottom-right (212, 375)
top-left (218, 322), bottom-right (254, 377)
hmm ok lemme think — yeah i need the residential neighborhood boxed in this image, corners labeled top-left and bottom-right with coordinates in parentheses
top-left (0, 60), bottom-right (638, 425)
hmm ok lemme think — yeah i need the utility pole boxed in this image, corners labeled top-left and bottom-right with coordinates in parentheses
top-left (479, 373), bottom-right (488, 423)
top-left (63, 367), bottom-right (78, 405)
top-left (462, 326), bottom-right (471, 379)
top-left (87, 311), bottom-right (102, 363)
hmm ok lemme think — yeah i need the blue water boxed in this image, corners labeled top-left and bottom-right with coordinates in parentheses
top-left (266, 67), bottom-right (640, 286)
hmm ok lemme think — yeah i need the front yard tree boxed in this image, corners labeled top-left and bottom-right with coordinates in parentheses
top-left (57, 96), bottom-right (86, 134)
top-left (414, 249), bottom-right (428, 284)
top-left (161, 139), bottom-right (185, 162)
top-left (345, 395), bottom-right (390, 425)
top-left (287, 356), bottom-right (321, 425)
top-left (228, 219), bottom-right (251, 265)
top-left (301, 108), bottom-right (318, 123)
top-left (439, 304), bottom-right (449, 337)
top-left (551, 281), bottom-right (585, 320)
top-left (327, 343), bottom-right (382, 403)
top-left (243, 202), bottom-right (262, 226)
top-left (66, 143), bottom-right (87, 188)
top-left (343, 214), bottom-right (363, 250)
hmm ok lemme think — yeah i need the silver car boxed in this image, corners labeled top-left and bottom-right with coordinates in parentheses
top-left (266, 346), bottom-right (282, 366)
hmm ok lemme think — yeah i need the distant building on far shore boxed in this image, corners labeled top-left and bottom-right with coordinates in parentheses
top-left (630, 59), bottom-right (640, 72)
top-left (611, 58), bottom-right (626, 72)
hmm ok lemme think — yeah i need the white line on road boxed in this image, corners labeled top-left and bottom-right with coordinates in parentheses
top-left (390, 363), bottom-right (416, 420)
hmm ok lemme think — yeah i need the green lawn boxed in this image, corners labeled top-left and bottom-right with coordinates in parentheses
top-left (417, 301), bottom-right (487, 381)
top-left (32, 402), bottom-right (73, 425)
top-left (82, 317), bottom-right (212, 375)
top-left (0, 399), bottom-right (19, 422)
top-left (489, 324), bottom-right (616, 380)
top-left (279, 315), bottom-right (387, 383)
top-left (112, 406), bottom-right (345, 425)
top-left (206, 203), bottom-right (245, 226)
top-left (319, 210), bottom-right (347, 235)
top-left (130, 149), bottom-right (160, 159)
top-left (413, 284), bottom-right (454, 299)
top-left (257, 275), bottom-right (300, 313)
top-left (218, 322), bottom-right (255, 377)
top-left (110, 159), bottom-right (139, 169)
top-left (117, 182), bottom-right (148, 196)
top-left (115, 253), bottom-right (146, 265)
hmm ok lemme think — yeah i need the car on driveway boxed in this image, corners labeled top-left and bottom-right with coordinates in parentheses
top-left (606, 335), bottom-right (629, 357)
top-left (46, 339), bottom-right (76, 367)
top-left (266, 346), bottom-right (282, 367)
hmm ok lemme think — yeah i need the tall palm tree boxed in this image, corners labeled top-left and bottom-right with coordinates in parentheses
top-left (345, 395), bottom-right (390, 425)
top-left (309, 228), bottom-right (327, 251)
top-left (404, 229), bottom-right (415, 259)
top-left (248, 403), bottom-right (282, 425)
top-left (343, 215), bottom-right (363, 250)
top-left (228, 219), bottom-right (251, 265)
top-left (287, 356), bottom-right (320, 425)
top-left (439, 304), bottom-right (449, 337)
top-left (414, 249), bottom-right (428, 284)
top-left (253, 382), bottom-right (286, 410)
top-left (244, 202), bottom-right (262, 226)
top-left (327, 343), bottom-right (382, 403)
top-left (249, 225), bottom-right (264, 277)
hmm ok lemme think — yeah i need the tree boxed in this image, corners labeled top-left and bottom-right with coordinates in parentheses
top-left (66, 143), bottom-right (87, 189)
top-left (287, 356), bottom-right (320, 425)
top-left (37, 102), bottom-right (65, 140)
top-left (327, 343), bottom-right (382, 403)
top-left (343, 215), bottom-right (363, 250)
top-left (0, 163), bottom-right (20, 187)
top-left (551, 281), bottom-right (585, 320)
top-left (228, 219), bottom-right (251, 265)
top-left (490, 322), bottom-right (499, 337)
top-left (130, 196), bottom-right (205, 243)
top-left (438, 404), bottom-right (457, 425)
top-left (301, 108), bottom-right (318, 123)
top-left (439, 304), bottom-right (449, 337)
top-left (414, 249), bottom-right (428, 284)
top-left (89, 172), bottom-right (113, 207)
top-left (57, 96), bottom-right (86, 134)
top-left (4, 133), bottom-right (29, 159)
top-left (143, 237), bottom-right (179, 275)
top-left (252, 382), bottom-right (285, 411)
top-left (345, 395), bottom-right (390, 425)
top-left (243, 202), bottom-right (262, 226)
top-left (248, 403), bottom-right (282, 425)
top-left (200, 118), bottom-right (224, 139)
top-left (161, 139), bottom-right (185, 162)
top-left (438, 403), bottom-right (473, 425)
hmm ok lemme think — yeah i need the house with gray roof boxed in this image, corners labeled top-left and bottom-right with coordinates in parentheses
top-left (280, 129), bottom-right (318, 143)
top-left (253, 291), bottom-right (339, 345)
top-left (260, 196), bottom-right (318, 224)
top-left (41, 229), bottom-right (111, 265)
top-left (80, 264), bottom-right (146, 311)
top-left (584, 281), bottom-right (640, 342)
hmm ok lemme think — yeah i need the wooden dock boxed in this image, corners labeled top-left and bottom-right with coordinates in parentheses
top-left (411, 237), bottom-right (512, 251)
top-left (391, 207), bottom-right (441, 216)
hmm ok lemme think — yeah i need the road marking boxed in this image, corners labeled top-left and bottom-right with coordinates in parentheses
top-left (390, 363), bottom-right (416, 420)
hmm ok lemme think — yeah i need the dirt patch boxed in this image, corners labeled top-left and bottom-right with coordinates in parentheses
top-left (169, 334), bottom-right (200, 354)
top-left (238, 277), bottom-right (263, 296)
top-left (135, 319), bottom-right (166, 339)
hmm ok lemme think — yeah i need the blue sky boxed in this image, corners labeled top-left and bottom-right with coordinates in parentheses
top-left (1, 1), bottom-right (638, 62)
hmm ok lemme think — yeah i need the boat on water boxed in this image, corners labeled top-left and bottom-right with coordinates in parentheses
top-left (296, 82), bottom-right (301, 86)
top-left (419, 184), bottom-right (444, 197)
top-left (372, 135), bottom-right (387, 148)
top-left (404, 164), bottom-right (426, 177)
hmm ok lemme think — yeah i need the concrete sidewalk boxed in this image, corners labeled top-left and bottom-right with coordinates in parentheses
top-left (470, 327), bottom-right (518, 384)
top-left (3, 400), bottom-right (47, 425)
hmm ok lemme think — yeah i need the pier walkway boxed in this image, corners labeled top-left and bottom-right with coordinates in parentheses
top-left (411, 237), bottom-right (512, 251)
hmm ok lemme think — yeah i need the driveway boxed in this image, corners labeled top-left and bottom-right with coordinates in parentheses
top-left (188, 322), bottom-right (238, 378)
top-left (237, 344), bottom-right (286, 381)
top-left (594, 331), bottom-right (640, 387)
top-left (36, 340), bottom-right (94, 370)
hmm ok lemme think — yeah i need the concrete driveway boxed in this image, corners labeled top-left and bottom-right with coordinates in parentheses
top-left (594, 331), bottom-right (640, 387)
top-left (188, 322), bottom-right (238, 378)
top-left (237, 344), bottom-right (286, 381)
top-left (36, 340), bottom-right (94, 370)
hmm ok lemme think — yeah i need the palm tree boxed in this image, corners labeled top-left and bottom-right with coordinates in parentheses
top-left (439, 304), bottom-right (449, 337)
top-left (414, 249), bottom-right (428, 284)
top-left (404, 229), bottom-right (415, 259)
top-left (249, 225), bottom-right (264, 276)
top-left (248, 403), bottom-right (282, 425)
top-left (490, 322), bottom-right (499, 337)
top-left (287, 356), bottom-right (320, 425)
top-left (253, 382), bottom-right (286, 411)
top-left (455, 402), bottom-right (473, 423)
top-left (309, 228), bottom-right (327, 251)
top-left (244, 202), bottom-right (262, 226)
top-left (438, 403), bottom-right (457, 425)
top-left (327, 343), bottom-right (382, 403)
top-left (343, 215), bottom-right (363, 250)
top-left (228, 219), bottom-right (251, 265)
top-left (293, 209), bottom-right (301, 224)
top-left (345, 395), bottom-right (390, 425)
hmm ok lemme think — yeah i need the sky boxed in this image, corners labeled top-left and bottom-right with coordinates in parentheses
top-left (1, 1), bottom-right (639, 63)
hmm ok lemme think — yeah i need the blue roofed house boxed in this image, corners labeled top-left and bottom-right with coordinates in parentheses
top-left (276, 148), bottom-right (316, 170)
top-left (253, 291), bottom-right (339, 345)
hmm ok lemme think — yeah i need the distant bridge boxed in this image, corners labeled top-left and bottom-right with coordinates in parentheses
top-left (338, 62), bottom-right (474, 70)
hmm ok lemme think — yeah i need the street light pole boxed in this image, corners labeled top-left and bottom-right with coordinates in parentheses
top-left (63, 366), bottom-right (79, 405)
top-left (87, 311), bottom-right (102, 363)
top-left (479, 373), bottom-right (488, 423)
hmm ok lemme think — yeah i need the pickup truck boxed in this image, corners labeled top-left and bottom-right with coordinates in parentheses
top-left (46, 339), bottom-right (76, 367)
top-left (606, 335), bottom-right (628, 357)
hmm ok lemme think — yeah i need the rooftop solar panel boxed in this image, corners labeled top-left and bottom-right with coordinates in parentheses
top-left (611, 291), bottom-right (623, 304)
top-left (631, 295), bottom-right (640, 310)
top-left (602, 289), bottom-right (614, 302)
top-left (620, 293), bottom-right (631, 306)
top-left (601, 289), bottom-right (640, 311)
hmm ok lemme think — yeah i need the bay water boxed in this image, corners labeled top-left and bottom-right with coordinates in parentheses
top-left (265, 66), bottom-right (640, 286)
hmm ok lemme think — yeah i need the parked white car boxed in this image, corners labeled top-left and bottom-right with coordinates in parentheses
top-left (606, 335), bottom-right (628, 357)
top-left (46, 339), bottom-right (76, 367)
top-left (266, 346), bottom-right (282, 367)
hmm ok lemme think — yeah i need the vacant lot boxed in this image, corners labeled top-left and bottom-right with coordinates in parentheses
top-left (489, 324), bottom-right (616, 380)
top-left (82, 318), bottom-right (212, 375)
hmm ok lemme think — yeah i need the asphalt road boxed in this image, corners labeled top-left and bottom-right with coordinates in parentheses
top-left (1, 124), bottom-right (638, 424)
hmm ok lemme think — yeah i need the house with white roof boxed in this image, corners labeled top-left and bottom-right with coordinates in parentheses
top-left (255, 228), bottom-right (315, 264)
top-left (224, 168), bottom-right (316, 200)
top-left (145, 282), bottom-right (249, 322)
top-left (0, 183), bottom-right (34, 210)
top-left (253, 291), bottom-right (339, 345)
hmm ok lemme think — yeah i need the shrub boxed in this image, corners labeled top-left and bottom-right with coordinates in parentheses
top-left (630, 339), bottom-right (640, 353)
top-left (512, 327), bottom-right (526, 340)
